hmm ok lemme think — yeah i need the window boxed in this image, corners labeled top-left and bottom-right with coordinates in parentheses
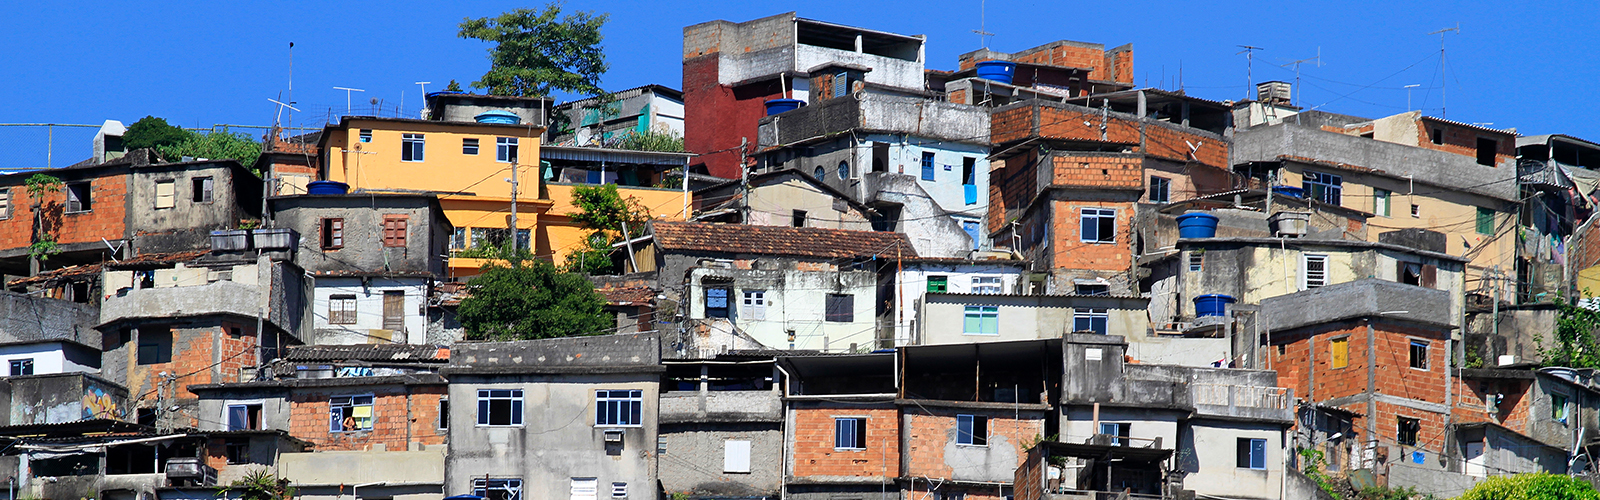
top-left (1302, 254), bottom-right (1328, 289)
top-left (1374, 189), bottom-right (1391, 216)
top-left (1554, 393), bottom-right (1570, 423)
top-left (320, 218), bottom-right (343, 249)
top-left (742, 290), bottom-right (767, 321)
top-left (1080, 208), bottom-right (1116, 243)
top-left (1188, 253), bottom-right (1203, 272)
top-left (401, 133), bottom-right (425, 162)
top-left (1429, 128), bottom-right (1443, 145)
top-left (825, 294), bottom-right (854, 322)
top-left (957, 415), bottom-right (988, 446)
top-left (226, 403), bottom-right (262, 430)
top-left (1075, 284), bottom-right (1110, 296)
top-left (1099, 422), bottom-right (1128, 446)
top-left (1330, 337), bottom-right (1349, 369)
top-left (329, 395), bottom-right (374, 432)
top-left (225, 438), bottom-right (251, 465)
top-left (1149, 176), bottom-right (1171, 203)
top-left (963, 157), bottom-right (977, 205)
top-left (724, 440), bottom-right (752, 473)
top-left (921, 152), bottom-right (936, 181)
top-left (1411, 204), bottom-right (1421, 218)
top-left (359, 129), bottom-right (372, 143)
top-left (595, 389), bottom-right (643, 427)
top-left (0, 188), bottom-right (10, 219)
top-left (192, 177), bottom-right (213, 203)
top-left (972, 276), bottom-right (1002, 294)
top-left (1476, 137), bottom-right (1497, 166)
top-left (1074, 309), bottom-right (1109, 334)
top-left (567, 478), bottom-right (595, 500)
top-left (1476, 207), bottom-right (1495, 235)
top-left (461, 137), bottom-right (480, 155)
top-left (1236, 438), bottom-right (1267, 470)
top-left (838, 160), bottom-right (850, 180)
top-left (383, 215), bottom-right (408, 247)
top-left (963, 306), bottom-right (998, 335)
top-left (1399, 262), bottom-right (1438, 288)
top-left (1409, 340), bottom-right (1429, 370)
top-left (1303, 171), bottom-right (1342, 205)
top-left (477, 389), bottom-right (524, 426)
top-left (497, 137), bottom-right (519, 162)
top-left (705, 286), bottom-right (730, 318)
top-left (927, 276), bottom-right (948, 293)
top-left (439, 399), bottom-right (449, 430)
top-left (792, 209), bottom-right (807, 227)
top-left (9, 358), bottom-right (32, 376)
top-left (137, 327), bottom-right (173, 365)
top-left (476, 478), bottom-right (524, 500)
top-left (328, 295), bottom-right (357, 325)
top-left (610, 483), bottom-right (628, 499)
top-left (1397, 417), bottom-right (1420, 446)
top-left (814, 166), bottom-right (826, 179)
top-left (66, 182), bottom-right (91, 212)
top-left (451, 228), bottom-right (467, 250)
top-left (154, 180), bottom-right (175, 209)
top-left (835, 417), bottom-right (867, 449)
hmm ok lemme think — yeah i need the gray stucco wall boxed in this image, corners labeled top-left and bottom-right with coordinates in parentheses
top-left (659, 422), bottom-right (782, 498)
top-left (270, 195), bottom-right (448, 275)
top-left (192, 387), bottom-right (292, 432)
top-left (1231, 122), bottom-right (1517, 201)
top-left (0, 291), bottom-right (99, 347)
top-left (0, 373), bottom-right (129, 425)
top-left (129, 161), bottom-right (260, 255)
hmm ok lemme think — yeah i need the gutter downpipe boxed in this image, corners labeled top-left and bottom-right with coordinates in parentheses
top-left (775, 362), bottom-right (792, 500)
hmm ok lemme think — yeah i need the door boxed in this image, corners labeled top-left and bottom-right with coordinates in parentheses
top-left (1464, 442), bottom-right (1486, 477)
top-left (382, 291), bottom-right (405, 331)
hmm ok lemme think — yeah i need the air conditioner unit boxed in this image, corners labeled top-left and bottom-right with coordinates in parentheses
top-left (603, 429), bottom-right (625, 443)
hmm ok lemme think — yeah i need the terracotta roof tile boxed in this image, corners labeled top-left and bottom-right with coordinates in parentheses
top-left (597, 286), bottom-right (655, 306)
top-left (651, 222), bottom-right (916, 259)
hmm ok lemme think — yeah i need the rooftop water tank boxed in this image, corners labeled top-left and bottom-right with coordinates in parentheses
top-left (975, 60), bottom-right (1017, 85)
top-left (1176, 212), bottom-right (1220, 239)
top-left (1193, 294), bottom-right (1236, 318)
top-left (764, 99), bottom-right (805, 116)
top-left (474, 110), bottom-right (522, 124)
top-left (306, 181), bottom-right (349, 195)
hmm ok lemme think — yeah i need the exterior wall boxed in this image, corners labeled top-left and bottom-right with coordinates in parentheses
top-left (658, 422), bottom-right (783, 499)
top-left (686, 265), bottom-right (878, 352)
top-left (193, 387), bottom-right (292, 432)
top-left (101, 316), bottom-right (260, 429)
top-left (787, 403), bottom-right (900, 481)
top-left (1061, 405), bottom-right (1181, 446)
top-left (288, 383), bottom-right (447, 451)
top-left (0, 170), bottom-right (128, 260)
top-left (919, 294), bottom-right (1146, 346)
top-left (271, 195), bottom-right (447, 275)
top-left (736, 178), bottom-right (873, 231)
top-left (128, 162), bottom-right (257, 254)
top-left (278, 448), bottom-right (447, 500)
top-left (443, 183), bottom-right (682, 275)
top-left (311, 277), bottom-right (430, 345)
top-left (0, 373), bottom-right (128, 425)
top-left (1353, 113), bottom-right (1516, 167)
top-left (445, 372), bottom-right (659, 500)
top-left (900, 406), bottom-right (1044, 483)
top-left (322, 119), bottom-right (540, 197)
top-left (1179, 419), bottom-right (1285, 500)
top-left (0, 292), bottom-right (99, 346)
top-left (0, 342), bottom-right (98, 375)
top-left (989, 102), bottom-right (1228, 168)
top-left (1177, 241), bottom-right (1466, 322)
top-left (895, 262), bottom-right (1025, 345)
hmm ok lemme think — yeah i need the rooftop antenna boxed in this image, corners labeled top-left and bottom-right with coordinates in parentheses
top-left (972, 0), bottom-right (995, 48)
top-left (1427, 23), bottom-right (1460, 119)
top-left (415, 81), bottom-right (432, 118)
top-left (1237, 45), bottom-right (1265, 100)
top-left (268, 97), bottom-right (300, 127)
top-left (333, 87), bottom-right (365, 116)
top-left (287, 42), bottom-right (295, 129)
top-left (1404, 84), bottom-right (1421, 111)
top-left (1280, 47), bottom-right (1322, 106)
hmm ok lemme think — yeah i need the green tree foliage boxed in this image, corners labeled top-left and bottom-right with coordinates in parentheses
top-left (611, 128), bottom-right (685, 153)
top-left (1456, 473), bottom-right (1600, 500)
top-left (24, 174), bottom-right (63, 264)
top-left (458, 4), bottom-right (609, 98)
top-left (457, 258), bottom-right (611, 341)
top-left (155, 130), bottom-right (263, 171)
top-left (122, 116), bottom-right (190, 150)
top-left (1536, 294), bottom-right (1600, 368)
top-left (445, 79), bottom-right (464, 92)
top-left (563, 184), bottom-right (649, 274)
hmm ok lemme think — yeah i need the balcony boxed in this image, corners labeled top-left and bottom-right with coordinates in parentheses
top-left (1190, 383), bottom-right (1294, 423)
top-left (100, 280), bottom-right (261, 326)
top-left (659, 390), bottom-right (782, 424)
top-left (758, 93), bottom-right (989, 147)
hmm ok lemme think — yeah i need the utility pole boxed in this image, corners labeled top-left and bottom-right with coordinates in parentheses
top-left (738, 137), bottom-right (750, 222)
top-left (1236, 45), bottom-right (1265, 100)
top-left (508, 157), bottom-right (519, 249)
top-left (1428, 24), bottom-right (1460, 119)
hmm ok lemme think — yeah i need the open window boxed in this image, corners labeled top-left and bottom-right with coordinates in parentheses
top-left (1476, 138), bottom-right (1497, 166)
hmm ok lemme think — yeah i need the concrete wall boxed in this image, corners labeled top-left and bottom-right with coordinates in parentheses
top-left (685, 265), bottom-right (879, 352)
top-left (0, 291), bottom-right (100, 347)
top-left (1179, 419), bottom-right (1284, 500)
top-left (900, 405), bottom-right (1043, 484)
top-left (193, 387), bottom-right (292, 432)
top-left (919, 294), bottom-right (1146, 346)
top-left (0, 373), bottom-right (129, 425)
top-left (428, 95), bottom-right (553, 129)
top-left (658, 422), bottom-right (783, 498)
top-left (279, 448), bottom-right (446, 500)
top-left (894, 262), bottom-right (1025, 345)
top-left (270, 195), bottom-right (448, 275)
top-left (311, 277), bottom-right (430, 345)
top-left (128, 161), bottom-right (259, 255)
top-left (732, 176), bottom-right (875, 231)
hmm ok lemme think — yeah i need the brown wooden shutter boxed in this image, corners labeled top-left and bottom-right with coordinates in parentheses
top-left (1421, 264), bottom-right (1438, 289)
top-left (382, 291), bottom-right (405, 331)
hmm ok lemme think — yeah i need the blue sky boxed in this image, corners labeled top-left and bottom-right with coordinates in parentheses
top-left (1, 1), bottom-right (1595, 168)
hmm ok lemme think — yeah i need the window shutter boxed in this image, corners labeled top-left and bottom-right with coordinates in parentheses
top-left (724, 440), bottom-right (751, 473)
top-left (1421, 265), bottom-right (1437, 289)
top-left (155, 181), bottom-right (175, 209)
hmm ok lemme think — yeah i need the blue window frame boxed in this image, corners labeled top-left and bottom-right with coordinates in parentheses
top-left (963, 306), bottom-right (998, 335)
top-left (1237, 438), bottom-right (1267, 470)
top-left (596, 389), bottom-right (644, 427)
top-left (921, 152), bottom-right (936, 181)
top-left (1073, 309), bottom-right (1109, 334)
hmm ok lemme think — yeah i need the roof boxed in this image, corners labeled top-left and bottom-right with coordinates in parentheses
top-left (187, 373), bottom-right (447, 391)
top-left (541, 145), bottom-right (695, 166)
top-left (598, 286), bottom-right (655, 307)
top-left (425, 92), bottom-right (555, 103)
top-left (650, 221), bottom-right (916, 259)
top-left (325, 116), bottom-right (546, 135)
top-left (7, 250), bottom-right (210, 287)
top-left (1419, 115), bottom-right (1517, 137)
top-left (1034, 440), bottom-right (1174, 462)
top-left (1177, 236), bottom-right (1468, 263)
top-left (0, 419), bottom-right (152, 438)
top-left (283, 344), bottom-right (448, 363)
top-left (555, 84), bottom-right (684, 107)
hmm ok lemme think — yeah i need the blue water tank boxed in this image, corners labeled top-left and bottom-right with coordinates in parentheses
top-left (975, 60), bottom-right (1017, 85)
top-left (474, 110), bottom-right (522, 124)
top-left (306, 181), bottom-right (349, 195)
top-left (1176, 212), bottom-right (1220, 239)
top-left (1193, 294), bottom-right (1236, 317)
top-left (765, 99), bottom-right (805, 116)
top-left (1271, 185), bottom-right (1306, 198)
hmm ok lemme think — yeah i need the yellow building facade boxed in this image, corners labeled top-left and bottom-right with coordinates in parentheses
top-left (318, 117), bottom-right (684, 276)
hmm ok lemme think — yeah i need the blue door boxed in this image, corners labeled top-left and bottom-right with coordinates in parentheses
top-left (963, 221), bottom-right (982, 250)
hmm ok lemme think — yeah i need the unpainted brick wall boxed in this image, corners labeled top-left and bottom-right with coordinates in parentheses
top-left (1414, 121), bottom-right (1515, 166)
top-left (287, 384), bottom-right (447, 451)
top-left (791, 407), bottom-right (900, 479)
top-left (1051, 155), bottom-right (1142, 189)
top-left (1048, 200), bottom-right (1135, 273)
top-left (0, 174), bottom-right (129, 251)
top-left (991, 105), bottom-right (1228, 168)
top-left (901, 411), bottom-right (1042, 479)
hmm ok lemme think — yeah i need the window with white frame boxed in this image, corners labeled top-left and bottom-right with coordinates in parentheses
top-left (1149, 176), bottom-right (1171, 203)
top-left (475, 478), bottom-right (523, 500)
top-left (1302, 254), bottom-right (1328, 289)
top-left (477, 389), bottom-right (524, 426)
top-left (497, 137), bottom-right (519, 162)
top-left (154, 180), bottom-right (175, 209)
top-left (1374, 189), bottom-right (1391, 217)
top-left (972, 276), bottom-right (1002, 294)
top-left (1303, 171), bottom-right (1342, 205)
top-left (0, 188), bottom-right (10, 219)
top-left (463, 137), bottom-right (480, 155)
top-left (1074, 283), bottom-right (1110, 296)
top-left (329, 395), bottom-right (374, 432)
top-left (742, 290), bottom-right (767, 320)
top-left (401, 133), bottom-right (425, 162)
top-left (1080, 208), bottom-right (1116, 243)
top-left (1189, 253), bottom-right (1203, 272)
top-left (226, 402), bottom-right (262, 430)
top-left (610, 483), bottom-right (628, 499)
top-left (359, 129), bottom-right (371, 143)
top-left (1073, 309), bottom-right (1109, 334)
top-left (9, 358), bottom-right (32, 376)
top-left (956, 414), bottom-right (988, 446)
top-left (1236, 438), bottom-right (1267, 470)
top-left (724, 440), bottom-right (752, 473)
top-left (835, 417), bottom-right (867, 449)
top-left (569, 478), bottom-right (596, 500)
top-left (963, 306), bottom-right (998, 335)
top-left (596, 389), bottom-right (643, 427)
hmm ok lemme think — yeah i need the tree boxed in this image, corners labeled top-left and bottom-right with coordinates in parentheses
top-left (563, 184), bottom-right (649, 274)
top-left (25, 174), bottom-right (63, 271)
top-left (611, 128), bottom-right (685, 153)
top-left (122, 116), bottom-right (191, 150)
top-left (458, 4), bottom-right (609, 97)
top-left (216, 467), bottom-right (295, 500)
top-left (444, 79), bottom-right (464, 92)
top-left (1536, 294), bottom-right (1600, 369)
top-left (156, 130), bottom-right (263, 172)
top-left (457, 258), bottom-right (611, 341)
top-left (1457, 473), bottom-right (1599, 500)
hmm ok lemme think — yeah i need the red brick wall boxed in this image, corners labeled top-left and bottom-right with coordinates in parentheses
top-left (0, 173), bottom-right (129, 251)
top-left (287, 384), bottom-right (447, 451)
top-left (1014, 46), bottom-right (1108, 76)
top-left (948, 89), bottom-right (967, 105)
top-left (902, 410), bottom-right (1043, 479)
top-left (1109, 50), bottom-right (1134, 84)
top-left (990, 105), bottom-right (1228, 168)
top-left (1144, 123), bottom-right (1228, 168)
top-left (1049, 200), bottom-right (1134, 273)
top-left (990, 151), bottom-right (1040, 230)
top-left (1271, 324), bottom-right (1370, 403)
top-left (791, 407), bottom-right (900, 479)
top-left (683, 55), bottom-right (784, 180)
top-left (1051, 155), bottom-right (1142, 189)
top-left (1415, 120), bottom-right (1515, 166)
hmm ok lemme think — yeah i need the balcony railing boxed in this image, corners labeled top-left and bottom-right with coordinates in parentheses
top-left (1191, 384), bottom-right (1293, 422)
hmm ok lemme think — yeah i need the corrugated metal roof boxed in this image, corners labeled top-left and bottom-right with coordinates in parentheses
top-left (283, 344), bottom-right (448, 362)
top-left (540, 145), bottom-right (694, 166)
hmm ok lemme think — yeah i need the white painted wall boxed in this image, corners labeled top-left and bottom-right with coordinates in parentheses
top-left (312, 277), bottom-right (430, 345)
top-left (1183, 422), bottom-right (1285, 499)
top-left (687, 268), bottom-right (878, 352)
top-left (0, 343), bottom-right (92, 376)
top-left (894, 263), bottom-right (1024, 345)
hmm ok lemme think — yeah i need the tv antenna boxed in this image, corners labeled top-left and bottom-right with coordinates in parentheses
top-left (333, 87), bottom-right (365, 116)
top-left (1427, 23), bottom-right (1459, 118)
top-left (973, 0), bottom-right (995, 48)
top-left (268, 97), bottom-right (300, 129)
top-left (1236, 45), bottom-right (1265, 100)
top-left (1280, 47), bottom-right (1321, 106)
top-left (1404, 84), bottom-right (1421, 111)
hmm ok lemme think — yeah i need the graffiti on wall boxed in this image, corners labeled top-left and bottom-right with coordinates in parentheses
top-left (82, 384), bottom-right (123, 420)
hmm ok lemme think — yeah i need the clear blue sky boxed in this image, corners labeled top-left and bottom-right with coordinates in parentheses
top-left (2, 0), bottom-right (1595, 168)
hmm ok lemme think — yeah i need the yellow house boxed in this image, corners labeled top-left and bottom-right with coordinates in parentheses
top-left (317, 117), bottom-right (685, 276)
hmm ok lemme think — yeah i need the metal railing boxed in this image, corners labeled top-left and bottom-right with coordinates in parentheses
top-left (1192, 384), bottom-right (1292, 410)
